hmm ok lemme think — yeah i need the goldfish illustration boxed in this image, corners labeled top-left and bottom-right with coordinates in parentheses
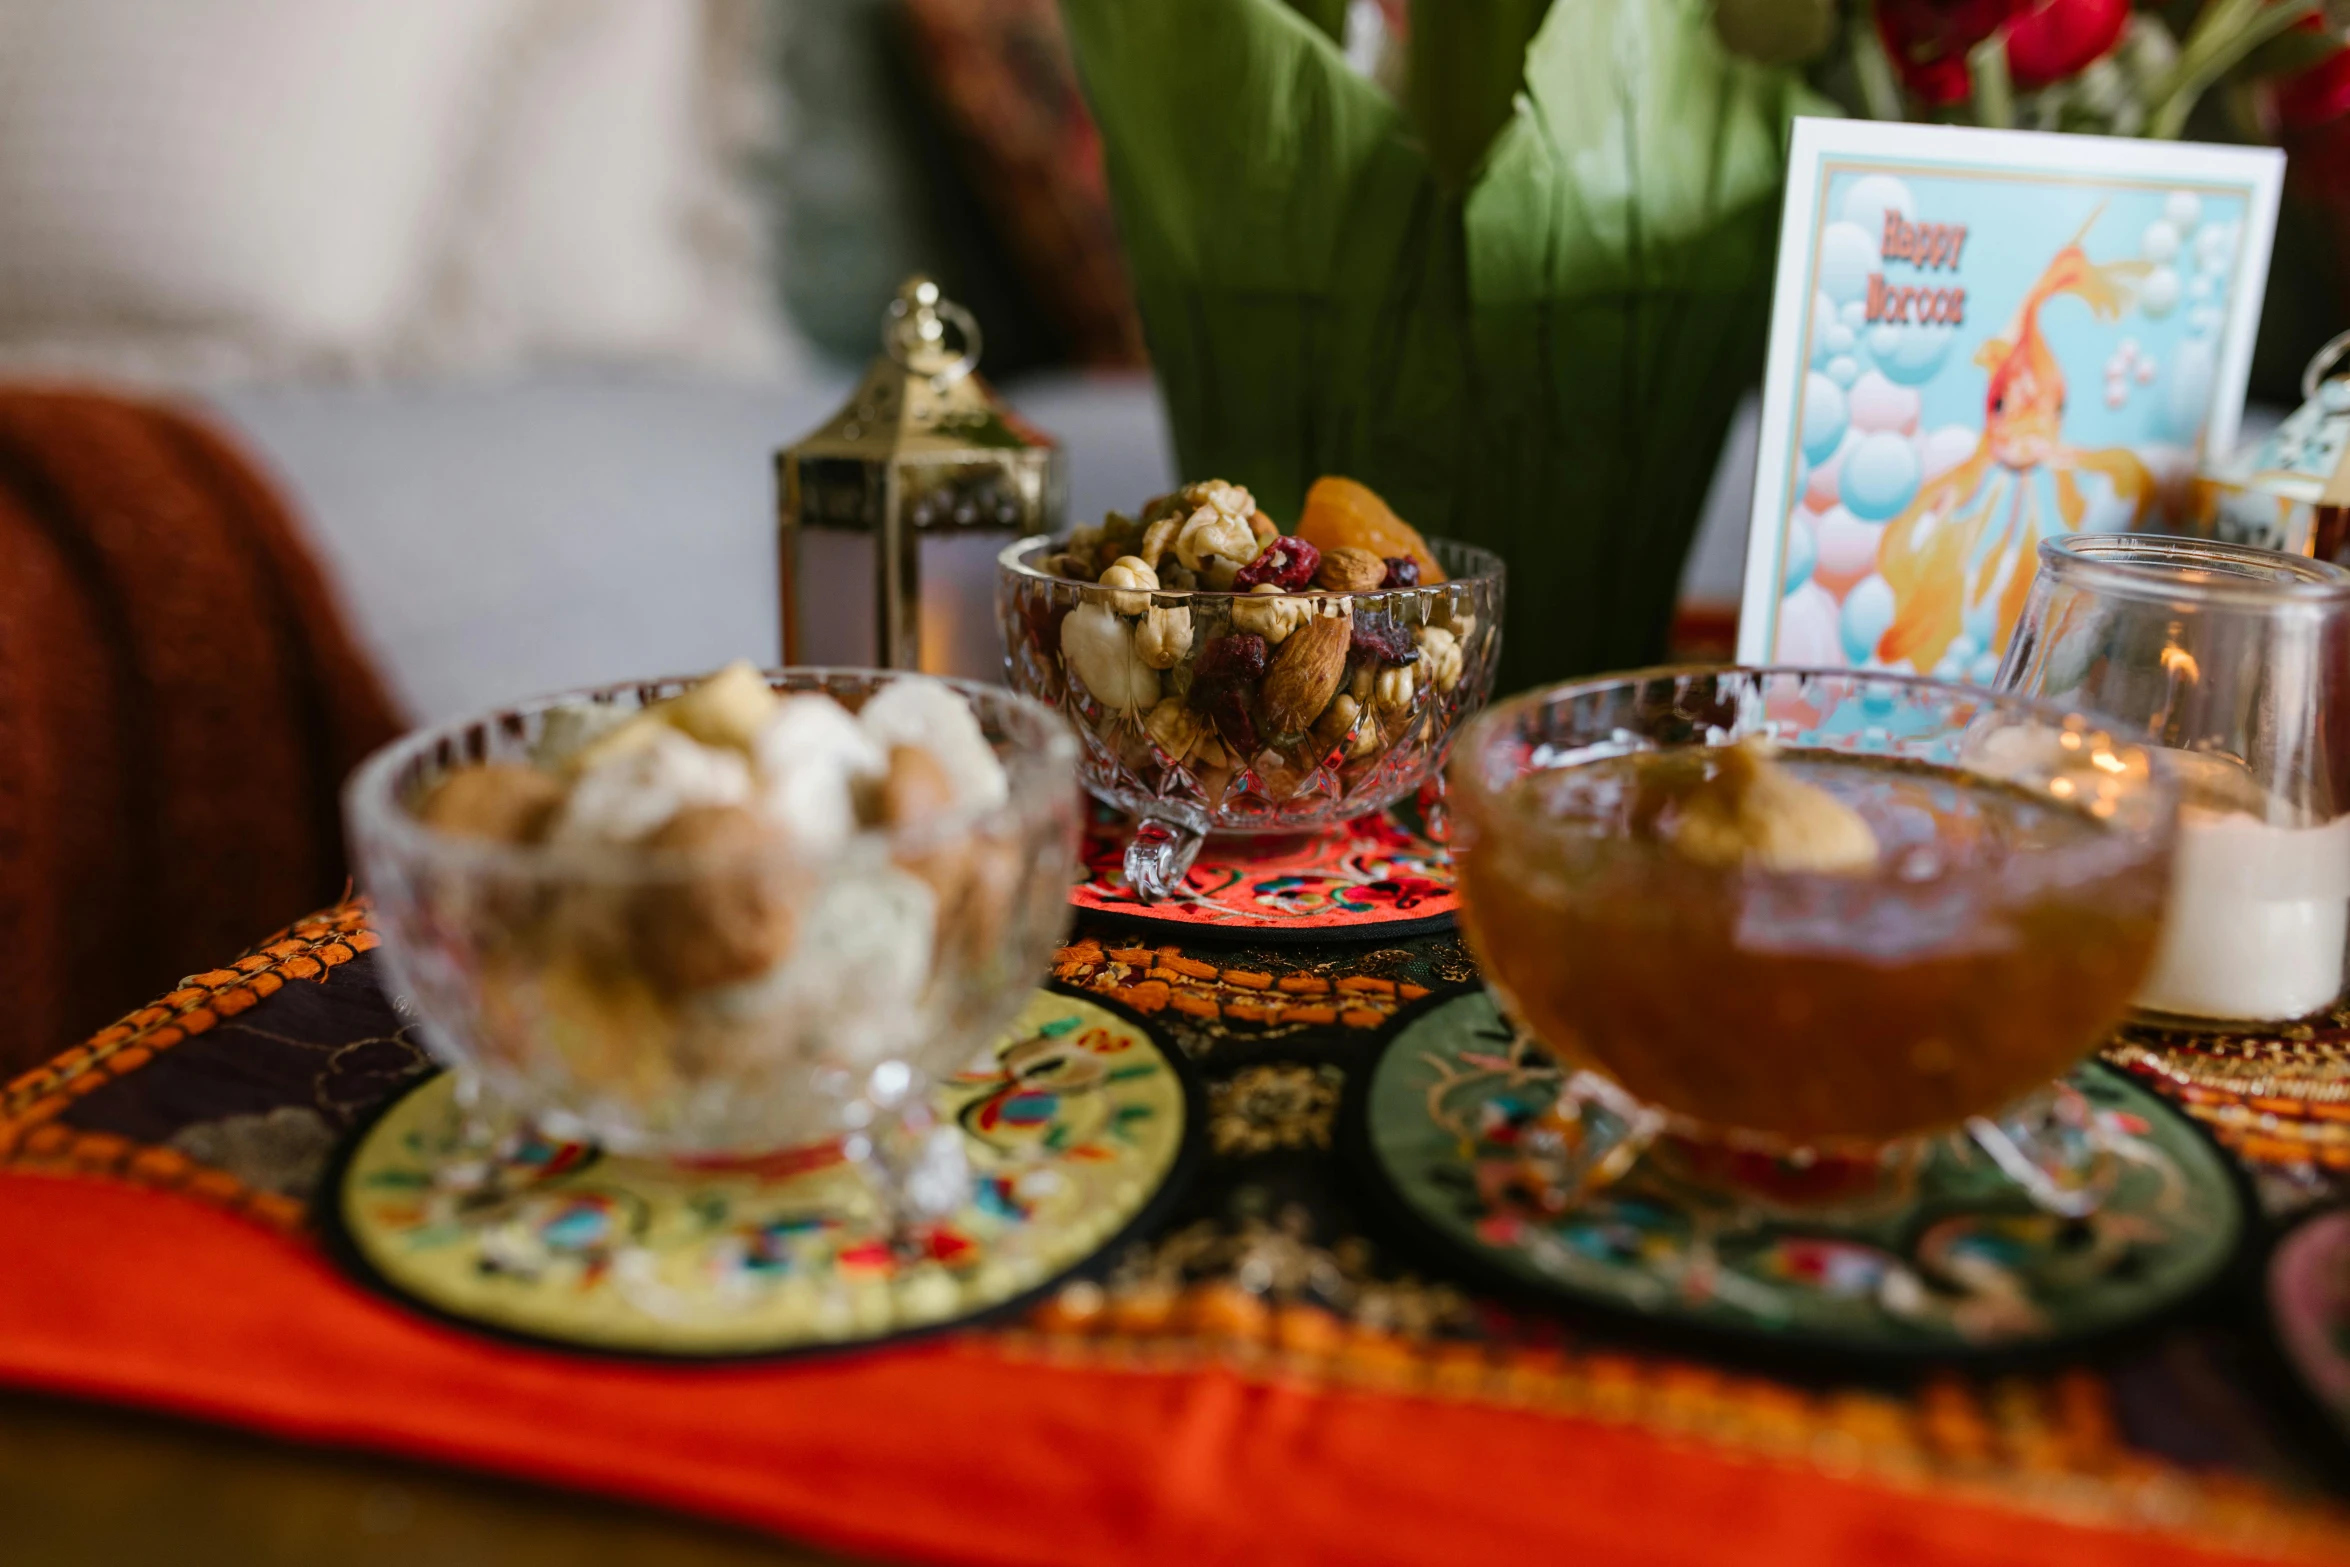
top-left (1875, 209), bottom-right (2155, 672)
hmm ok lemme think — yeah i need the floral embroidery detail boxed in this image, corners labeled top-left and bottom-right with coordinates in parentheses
top-left (1209, 1064), bottom-right (1342, 1156)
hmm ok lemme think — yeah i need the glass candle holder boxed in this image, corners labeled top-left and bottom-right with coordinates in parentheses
top-left (1997, 534), bottom-right (2350, 1026)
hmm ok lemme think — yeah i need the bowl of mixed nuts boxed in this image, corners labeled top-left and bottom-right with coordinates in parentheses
top-left (997, 476), bottom-right (1504, 896)
top-left (344, 664), bottom-right (1081, 1214)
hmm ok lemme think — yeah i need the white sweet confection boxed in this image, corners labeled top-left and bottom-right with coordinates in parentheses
top-left (697, 857), bottom-right (939, 1067)
top-left (657, 659), bottom-right (779, 751)
top-left (532, 699), bottom-right (634, 770)
top-left (857, 676), bottom-right (1009, 811)
top-left (551, 726), bottom-right (752, 845)
top-left (751, 693), bottom-right (887, 849)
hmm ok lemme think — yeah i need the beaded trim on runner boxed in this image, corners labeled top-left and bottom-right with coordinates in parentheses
top-left (0, 900), bottom-right (377, 1230)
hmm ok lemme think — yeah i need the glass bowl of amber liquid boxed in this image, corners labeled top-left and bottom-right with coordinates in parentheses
top-left (1449, 668), bottom-right (2179, 1212)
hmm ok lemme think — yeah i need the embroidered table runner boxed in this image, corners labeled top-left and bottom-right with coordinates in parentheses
top-left (3, 900), bottom-right (2349, 1567)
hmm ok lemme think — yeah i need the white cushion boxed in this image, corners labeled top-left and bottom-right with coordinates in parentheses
top-left (0, 0), bottom-right (784, 382)
top-left (414, 0), bottom-right (784, 374)
top-left (0, 0), bottom-right (524, 372)
top-left (204, 371), bottom-right (1178, 723)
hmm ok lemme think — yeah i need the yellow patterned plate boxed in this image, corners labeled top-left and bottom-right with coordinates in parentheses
top-left (329, 990), bottom-right (1196, 1358)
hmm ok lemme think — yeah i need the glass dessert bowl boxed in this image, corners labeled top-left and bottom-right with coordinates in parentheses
top-left (1449, 667), bottom-right (2179, 1211)
top-left (344, 666), bottom-right (1081, 1219)
top-left (997, 478), bottom-right (1505, 896)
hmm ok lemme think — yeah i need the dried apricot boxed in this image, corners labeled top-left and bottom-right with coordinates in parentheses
top-left (1294, 477), bottom-right (1445, 583)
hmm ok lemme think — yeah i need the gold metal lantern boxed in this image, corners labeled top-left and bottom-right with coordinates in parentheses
top-left (777, 276), bottom-right (1064, 678)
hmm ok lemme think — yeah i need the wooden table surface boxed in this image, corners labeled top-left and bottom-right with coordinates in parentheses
top-left (0, 1391), bottom-right (860, 1567)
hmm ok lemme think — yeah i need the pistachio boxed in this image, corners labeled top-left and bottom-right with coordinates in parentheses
top-left (1247, 509), bottom-right (1280, 547)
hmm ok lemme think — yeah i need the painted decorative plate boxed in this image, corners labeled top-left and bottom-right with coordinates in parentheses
top-left (1352, 990), bottom-right (2246, 1358)
top-left (330, 990), bottom-right (1198, 1359)
top-left (1071, 796), bottom-right (1457, 941)
top-left (2268, 1207), bottom-right (2350, 1440)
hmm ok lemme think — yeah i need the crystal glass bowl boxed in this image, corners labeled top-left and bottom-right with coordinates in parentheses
top-left (1449, 668), bottom-right (2178, 1197)
top-left (998, 534), bottom-right (1504, 894)
top-left (344, 670), bottom-right (1081, 1161)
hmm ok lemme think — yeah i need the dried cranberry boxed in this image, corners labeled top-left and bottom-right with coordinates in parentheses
top-left (1232, 536), bottom-right (1320, 592)
top-left (1202, 682), bottom-right (1259, 756)
top-left (1195, 632), bottom-right (1269, 685)
top-left (1025, 594), bottom-right (1072, 656)
top-left (1380, 556), bottom-right (1420, 589)
top-left (1348, 613), bottom-right (1420, 667)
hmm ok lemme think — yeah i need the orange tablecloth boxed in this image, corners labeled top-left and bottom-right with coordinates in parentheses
top-left (2, 903), bottom-right (2347, 1566)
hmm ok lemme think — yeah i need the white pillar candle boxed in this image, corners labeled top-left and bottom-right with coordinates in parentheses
top-left (2136, 777), bottom-right (2350, 1023)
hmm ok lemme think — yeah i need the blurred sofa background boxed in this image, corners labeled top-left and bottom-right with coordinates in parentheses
top-left (0, 0), bottom-right (1759, 729)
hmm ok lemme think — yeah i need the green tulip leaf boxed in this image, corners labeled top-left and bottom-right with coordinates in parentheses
top-left (1062, 0), bottom-right (1827, 685)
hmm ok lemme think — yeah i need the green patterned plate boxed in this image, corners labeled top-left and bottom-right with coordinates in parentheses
top-left (1352, 991), bottom-right (2246, 1357)
top-left (329, 989), bottom-right (1197, 1358)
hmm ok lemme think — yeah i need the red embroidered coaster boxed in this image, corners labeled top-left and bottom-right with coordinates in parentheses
top-left (1071, 799), bottom-right (1457, 941)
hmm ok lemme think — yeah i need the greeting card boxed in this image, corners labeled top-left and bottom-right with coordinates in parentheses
top-left (1739, 119), bottom-right (2282, 680)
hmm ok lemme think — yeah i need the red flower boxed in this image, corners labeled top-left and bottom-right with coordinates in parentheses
top-left (2275, 39), bottom-right (2350, 131)
top-left (1874, 0), bottom-right (2128, 106)
top-left (2005, 0), bottom-right (2130, 88)
top-left (1876, 0), bottom-right (2019, 106)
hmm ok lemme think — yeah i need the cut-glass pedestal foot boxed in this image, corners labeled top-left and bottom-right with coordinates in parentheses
top-left (1526, 1071), bottom-right (1666, 1204)
top-left (1124, 814), bottom-right (1205, 902)
top-left (1966, 1081), bottom-right (2119, 1218)
top-left (844, 1093), bottom-right (971, 1261)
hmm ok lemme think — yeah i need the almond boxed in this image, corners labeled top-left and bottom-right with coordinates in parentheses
top-left (1258, 611), bottom-right (1351, 735)
top-left (1315, 545), bottom-right (1388, 593)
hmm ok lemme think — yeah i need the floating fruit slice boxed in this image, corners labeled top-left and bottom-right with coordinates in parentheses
top-left (1294, 477), bottom-right (1446, 584)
